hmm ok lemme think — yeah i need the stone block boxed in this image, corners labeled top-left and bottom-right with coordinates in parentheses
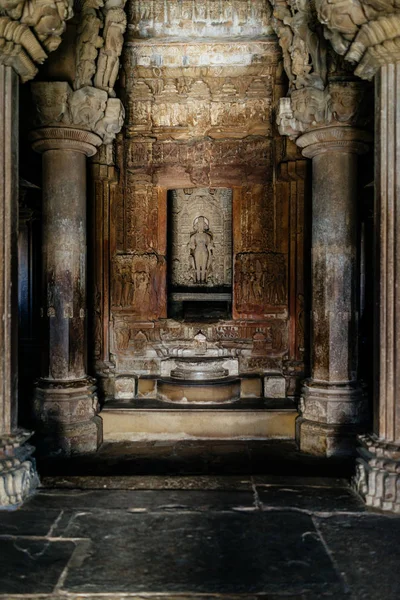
top-left (241, 376), bottom-right (262, 398)
top-left (264, 374), bottom-right (286, 398)
top-left (137, 377), bottom-right (157, 398)
top-left (115, 376), bottom-right (137, 400)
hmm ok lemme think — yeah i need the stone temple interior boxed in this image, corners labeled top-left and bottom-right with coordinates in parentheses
top-left (1, 0), bottom-right (400, 523)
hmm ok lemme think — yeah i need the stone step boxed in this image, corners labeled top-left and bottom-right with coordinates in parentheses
top-left (100, 398), bottom-right (298, 442)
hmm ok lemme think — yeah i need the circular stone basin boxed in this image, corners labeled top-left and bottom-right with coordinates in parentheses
top-left (157, 377), bottom-right (241, 404)
top-left (170, 357), bottom-right (229, 381)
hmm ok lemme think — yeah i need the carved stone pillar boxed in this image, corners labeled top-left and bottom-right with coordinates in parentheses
top-left (90, 144), bottom-right (118, 398)
top-left (31, 127), bottom-right (103, 455)
top-left (29, 0), bottom-right (126, 452)
top-left (0, 65), bottom-right (39, 506)
top-left (295, 126), bottom-right (370, 456)
top-left (355, 63), bottom-right (400, 511)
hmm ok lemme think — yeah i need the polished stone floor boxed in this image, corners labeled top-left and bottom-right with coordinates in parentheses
top-left (1, 441), bottom-right (399, 599)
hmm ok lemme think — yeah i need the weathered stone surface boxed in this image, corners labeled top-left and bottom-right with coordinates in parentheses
top-left (353, 63), bottom-right (400, 510)
top-left (258, 484), bottom-right (365, 512)
top-left (59, 511), bottom-right (343, 595)
top-left (0, 539), bottom-right (75, 594)
top-left (316, 0), bottom-right (400, 79)
top-left (128, 0), bottom-right (273, 39)
top-left (0, 0), bottom-right (73, 82)
top-left (315, 513), bottom-right (400, 600)
top-left (95, 4), bottom-right (306, 398)
top-left (31, 132), bottom-right (103, 456)
top-left (0, 65), bottom-right (39, 507)
top-left (25, 488), bottom-right (256, 512)
top-left (292, 127), bottom-right (370, 457)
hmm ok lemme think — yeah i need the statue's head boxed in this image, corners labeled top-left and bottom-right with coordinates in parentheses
top-left (194, 216), bottom-right (209, 232)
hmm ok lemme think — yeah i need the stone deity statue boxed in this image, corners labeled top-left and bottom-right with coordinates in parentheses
top-left (189, 216), bottom-right (214, 284)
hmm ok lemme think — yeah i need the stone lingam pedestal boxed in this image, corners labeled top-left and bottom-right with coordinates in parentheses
top-left (158, 356), bottom-right (240, 404)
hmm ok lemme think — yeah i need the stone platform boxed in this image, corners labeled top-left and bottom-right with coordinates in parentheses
top-left (100, 398), bottom-right (297, 442)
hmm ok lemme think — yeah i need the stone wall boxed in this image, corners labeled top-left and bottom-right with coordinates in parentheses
top-left (91, 0), bottom-right (307, 397)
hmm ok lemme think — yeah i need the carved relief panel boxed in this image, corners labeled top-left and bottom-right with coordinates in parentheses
top-left (233, 185), bottom-right (289, 319)
top-left (111, 253), bottom-right (166, 320)
top-left (170, 188), bottom-right (232, 288)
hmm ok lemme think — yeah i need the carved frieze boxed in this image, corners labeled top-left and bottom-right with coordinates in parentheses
top-left (125, 73), bottom-right (273, 139)
top-left (234, 185), bottom-right (275, 254)
top-left (127, 0), bottom-right (273, 39)
top-left (123, 183), bottom-right (159, 253)
top-left (126, 139), bottom-right (273, 170)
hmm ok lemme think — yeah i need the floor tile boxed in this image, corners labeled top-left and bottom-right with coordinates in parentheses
top-left (258, 486), bottom-right (365, 512)
top-left (0, 508), bottom-right (62, 536)
top-left (0, 539), bottom-right (75, 594)
top-left (315, 513), bottom-right (400, 600)
top-left (25, 489), bottom-right (257, 512)
top-left (59, 511), bottom-right (344, 595)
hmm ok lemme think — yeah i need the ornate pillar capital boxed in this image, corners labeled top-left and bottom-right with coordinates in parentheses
top-left (30, 82), bottom-right (125, 149)
top-left (297, 126), bottom-right (371, 158)
top-left (277, 82), bottom-right (371, 143)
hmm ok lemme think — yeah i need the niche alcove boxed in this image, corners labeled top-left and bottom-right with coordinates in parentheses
top-left (168, 188), bottom-right (233, 321)
top-left (93, 0), bottom-right (307, 438)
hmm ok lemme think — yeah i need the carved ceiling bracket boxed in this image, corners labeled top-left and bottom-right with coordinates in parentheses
top-left (269, 0), bottom-right (372, 142)
top-left (316, 0), bottom-right (400, 81)
top-left (30, 0), bottom-right (127, 148)
top-left (0, 0), bottom-right (73, 82)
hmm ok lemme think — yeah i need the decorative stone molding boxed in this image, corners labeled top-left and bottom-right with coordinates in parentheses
top-left (355, 434), bottom-right (400, 512)
top-left (0, 430), bottom-right (39, 507)
top-left (0, 0), bottom-right (73, 82)
top-left (34, 377), bottom-right (102, 456)
top-left (316, 0), bottom-right (400, 80)
top-left (30, 125), bottom-right (102, 155)
top-left (296, 125), bottom-right (371, 156)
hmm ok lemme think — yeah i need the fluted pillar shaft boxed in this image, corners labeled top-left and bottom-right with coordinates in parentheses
top-left (31, 128), bottom-right (103, 456)
top-left (296, 126), bottom-right (370, 457)
top-left (0, 65), bottom-right (38, 506)
top-left (355, 63), bottom-right (400, 511)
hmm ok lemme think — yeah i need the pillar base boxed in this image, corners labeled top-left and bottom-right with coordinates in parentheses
top-left (0, 430), bottom-right (39, 509)
top-left (296, 381), bottom-right (367, 457)
top-left (353, 434), bottom-right (400, 513)
top-left (34, 377), bottom-right (103, 456)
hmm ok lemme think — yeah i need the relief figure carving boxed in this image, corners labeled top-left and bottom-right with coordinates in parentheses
top-left (189, 216), bottom-right (214, 284)
top-left (235, 253), bottom-right (288, 314)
